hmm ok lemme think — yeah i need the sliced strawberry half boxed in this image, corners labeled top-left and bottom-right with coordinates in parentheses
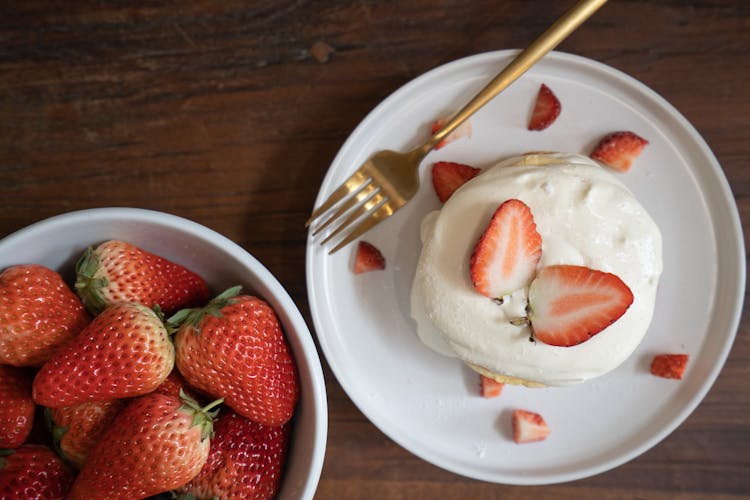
top-left (470, 199), bottom-right (542, 299)
top-left (431, 161), bottom-right (480, 203)
top-left (590, 131), bottom-right (649, 172)
top-left (525, 265), bottom-right (634, 347)
top-left (479, 375), bottom-right (504, 398)
top-left (650, 353), bottom-right (689, 380)
top-left (353, 241), bottom-right (385, 274)
top-left (528, 83), bottom-right (561, 131)
top-left (512, 409), bottom-right (550, 444)
top-left (431, 116), bottom-right (472, 150)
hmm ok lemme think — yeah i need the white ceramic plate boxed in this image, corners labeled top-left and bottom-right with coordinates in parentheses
top-left (305, 51), bottom-right (744, 484)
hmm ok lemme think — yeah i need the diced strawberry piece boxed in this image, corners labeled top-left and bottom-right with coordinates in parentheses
top-left (480, 375), bottom-right (504, 398)
top-left (470, 199), bottom-right (542, 299)
top-left (512, 409), bottom-right (550, 444)
top-left (528, 83), bottom-right (561, 131)
top-left (431, 161), bottom-right (480, 203)
top-left (526, 265), bottom-right (633, 347)
top-left (590, 131), bottom-right (649, 172)
top-left (354, 241), bottom-right (385, 274)
top-left (650, 353), bottom-right (689, 380)
top-left (431, 117), bottom-right (472, 150)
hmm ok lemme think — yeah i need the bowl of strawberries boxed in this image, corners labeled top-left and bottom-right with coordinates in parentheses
top-left (0, 207), bottom-right (327, 499)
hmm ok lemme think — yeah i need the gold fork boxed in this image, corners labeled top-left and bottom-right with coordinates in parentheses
top-left (307, 0), bottom-right (607, 254)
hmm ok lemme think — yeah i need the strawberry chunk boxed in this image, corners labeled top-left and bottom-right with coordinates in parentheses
top-left (528, 83), bottom-right (561, 131)
top-left (526, 265), bottom-right (633, 347)
top-left (354, 241), bottom-right (385, 274)
top-left (470, 199), bottom-right (542, 299)
top-left (650, 353), bottom-right (689, 380)
top-left (590, 131), bottom-right (649, 172)
top-left (512, 409), bottom-right (550, 444)
top-left (480, 375), bottom-right (504, 398)
top-left (431, 117), bottom-right (472, 150)
top-left (431, 161), bottom-right (480, 203)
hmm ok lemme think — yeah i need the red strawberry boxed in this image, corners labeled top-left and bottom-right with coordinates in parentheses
top-left (431, 161), bottom-right (480, 203)
top-left (0, 444), bottom-right (74, 499)
top-left (590, 131), bottom-right (649, 172)
top-left (650, 353), bottom-right (689, 380)
top-left (32, 302), bottom-right (174, 408)
top-left (74, 240), bottom-right (211, 315)
top-left (479, 375), bottom-right (504, 398)
top-left (512, 409), bottom-right (550, 444)
top-left (0, 365), bottom-right (35, 448)
top-left (0, 264), bottom-right (90, 367)
top-left (171, 287), bottom-right (299, 426)
top-left (48, 399), bottom-right (127, 469)
top-left (354, 241), bottom-right (385, 274)
top-left (528, 83), bottom-right (561, 131)
top-left (153, 369), bottom-right (201, 401)
top-left (177, 410), bottom-right (290, 500)
top-left (68, 392), bottom-right (220, 499)
top-left (470, 199), bottom-right (542, 299)
top-left (431, 116), bottom-right (472, 150)
top-left (522, 265), bottom-right (634, 347)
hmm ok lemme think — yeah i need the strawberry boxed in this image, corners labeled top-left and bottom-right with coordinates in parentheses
top-left (47, 399), bottom-right (127, 469)
top-left (521, 265), bottom-right (634, 347)
top-left (154, 369), bottom-right (201, 401)
top-left (527, 83), bottom-right (561, 131)
top-left (0, 365), bottom-right (35, 448)
top-left (650, 353), bottom-right (689, 380)
top-left (171, 287), bottom-right (299, 427)
top-left (0, 444), bottom-right (74, 499)
top-left (74, 240), bottom-right (211, 315)
top-left (354, 241), bottom-right (385, 274)
top-left (32, 302), bottom-right (174, 408)
top-left (590, 131), bottom-right (649, 172)
top-left (479, 374), bottom-right (504, 398)
top-left (470, 199), bottom-right (542, 299)
top-left (177, 409), bottom-right (290, 500)
top-left (512, 409), bottom-right (550, 443)
top-left (68, 392), bottom-right (221, 499)
top-left (431, 161), bottom-right (480, 203)
top-left (0, 264), bottom-right (90, 367)
top-left (431, 116), bottom-right (472, 150)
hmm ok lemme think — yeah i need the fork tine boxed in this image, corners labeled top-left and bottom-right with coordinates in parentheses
top-left (311, 181), bottom-right (378, 237)
top-left (320, 191), bottom-right (387, 246)
top-left (305, 169), bottom-right (370, 227)
top-left (328, 202), bottom-right (396, 254)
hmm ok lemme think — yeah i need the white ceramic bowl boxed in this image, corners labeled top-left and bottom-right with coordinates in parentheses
top-left (0, 207), bottom-right (327, 499)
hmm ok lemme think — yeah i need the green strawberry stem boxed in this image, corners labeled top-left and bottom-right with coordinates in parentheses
top-left (167, 285), bottom-right (242, 334)
top-left (43, 408), bottom-right (69, 461)
top-left (178, 389), bottom-right (223, 441)
top-left (74, 246), bottom-right (109, 315)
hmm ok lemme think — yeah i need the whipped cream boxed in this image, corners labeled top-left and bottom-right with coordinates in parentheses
top-left (410, 153), bottom-right (662, 386)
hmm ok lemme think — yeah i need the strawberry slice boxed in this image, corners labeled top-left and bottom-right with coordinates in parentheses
top-left (528, 83), bottom-right (561, 131)
top-left (431, 161), bottom-right (480, 203)
top-left (431, 117), bottom-right (472, 150)
top-left (525, 265), bottom-right (634, 347)
top-left (590, 131), bottom-right (649, 172)
top-left (353, 241), bottom-right (385, 274)
top-left (512, 409), bottom-right (550, 444)
top-left (470, 199), bottom-right (542, 299)
top-left (479, 375), bottom-right (504, 398)
top-left (650, 354), bottom-right (689, 379)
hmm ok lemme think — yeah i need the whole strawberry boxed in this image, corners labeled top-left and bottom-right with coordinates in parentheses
top-left (0, 445), bottom-right (74, 499)
top-left (172, 286), bottom-right (299, 426)
top-left (0, 365), bottom-right (35, 448)
top-left (178, 410), bottom-right (290, 500)
top-left (0, 264), bottom-right (90, 367)
top-left (68, 392), bottom-right (221, 499)
top-left (33, 302), bottom-right (174, 408)
top-left (47, 399), bottom-right (127, 469)
top-left (74, 240), bottom-right (211, 315)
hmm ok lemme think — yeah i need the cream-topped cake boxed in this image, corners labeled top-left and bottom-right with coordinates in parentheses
top-left (410, 152), bottom-right (662, 387)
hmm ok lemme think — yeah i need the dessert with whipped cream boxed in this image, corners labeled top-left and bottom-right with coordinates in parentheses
top-left (411, 152), bottom-right (662, 387)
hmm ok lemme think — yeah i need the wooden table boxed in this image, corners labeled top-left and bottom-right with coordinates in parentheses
top-left (1, 1), bottom-right (747, 498)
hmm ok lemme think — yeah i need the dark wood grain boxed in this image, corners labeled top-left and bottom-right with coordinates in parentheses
top-left (1, 1), bottom-right (748, 498)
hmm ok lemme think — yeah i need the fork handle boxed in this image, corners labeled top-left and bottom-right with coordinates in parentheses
top-left (423, 0), bottom-right (608, 154)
